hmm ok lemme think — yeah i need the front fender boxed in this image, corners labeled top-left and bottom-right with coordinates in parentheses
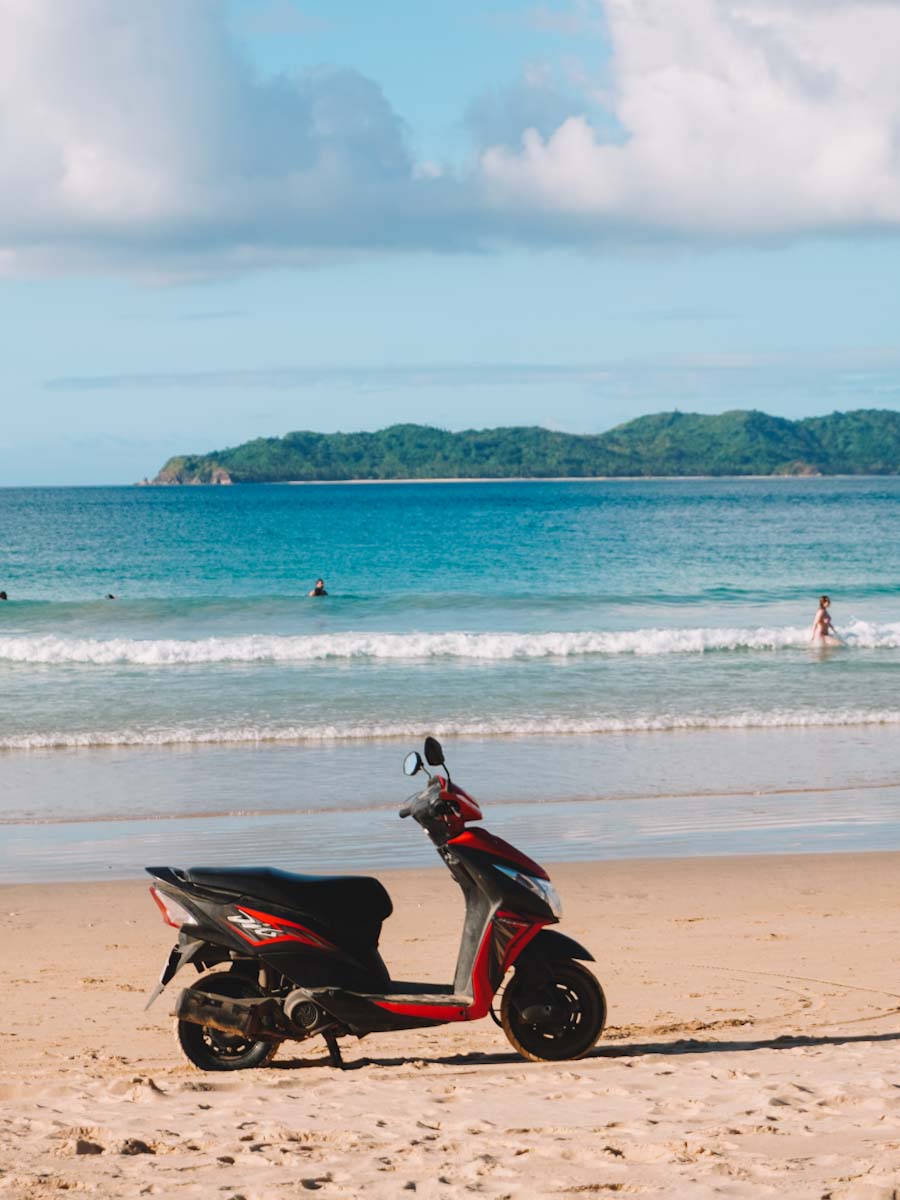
top-left (514, 929), bottom-right (594, 969)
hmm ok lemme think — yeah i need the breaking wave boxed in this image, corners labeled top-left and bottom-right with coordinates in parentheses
top-left (1, 619), bottom-right (898, 665)
top-left (4, 708), bottom-right (900, 750)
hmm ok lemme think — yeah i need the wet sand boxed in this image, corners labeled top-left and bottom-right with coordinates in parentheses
top-left (2, 852), bottom-right (900, 1198)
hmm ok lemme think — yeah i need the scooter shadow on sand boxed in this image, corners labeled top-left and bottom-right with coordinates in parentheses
top-left (267, 1027), bottom-right (900, 1072)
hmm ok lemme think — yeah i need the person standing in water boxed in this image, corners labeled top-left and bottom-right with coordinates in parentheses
top-left (811, 594), bottom-right (840, 643)
top-left (308, 578), bottom-right (328, 597)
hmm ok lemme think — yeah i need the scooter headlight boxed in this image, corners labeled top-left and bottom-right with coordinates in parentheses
top-left (496, 866), bottom-right (562, 918)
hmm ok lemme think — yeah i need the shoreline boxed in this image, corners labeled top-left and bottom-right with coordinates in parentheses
top-left (5, 721), bottom-right (900, 884)
top-left (135, 472), bottom-right (893, 487)
top-left (284, 473), bottom-right (854, 484)
top-left (2, 842), bottom-right (899, 886)
top-left (5, 473), bottom-right (894, 488)
top-left (5, 806), bottom-right (900, 883)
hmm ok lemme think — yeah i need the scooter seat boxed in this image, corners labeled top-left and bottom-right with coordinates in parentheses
top-left (182, 867), bottom-right (393, 947)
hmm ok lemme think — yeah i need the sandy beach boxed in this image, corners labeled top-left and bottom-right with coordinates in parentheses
top-left (2, 851), bottom-right (900, 1198)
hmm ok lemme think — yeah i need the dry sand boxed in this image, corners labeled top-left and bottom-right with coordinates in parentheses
top-left (2, 852), bottom-right (900, 1198)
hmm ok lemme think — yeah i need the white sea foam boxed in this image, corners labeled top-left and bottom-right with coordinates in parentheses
top-left (1, 619), bottom-right (899, 665)
top-left (3, 708), bottom-right (900, 751)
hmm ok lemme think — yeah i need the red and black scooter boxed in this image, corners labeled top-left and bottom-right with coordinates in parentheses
top-left (146, 737), bottom-right (606, 1070)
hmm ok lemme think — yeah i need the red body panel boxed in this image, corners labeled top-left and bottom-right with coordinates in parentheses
top-left (495, 909), bottom-right (547, 971)
top-left (431, 776), bottom-right (483, 838)
top-left (444, 780), bottom-right (482, 823)
top-left (372, 1000), bottom-right (471, 1020)
top-left (448, 828), bottom-right (550, 881)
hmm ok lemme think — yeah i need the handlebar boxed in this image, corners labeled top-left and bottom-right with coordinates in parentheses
top-left (399, 776), bottom-right (444, 821)
top-left (398, 776), bottom-right (464, 831)
top-left (398, 753), bottom-right (483, 843)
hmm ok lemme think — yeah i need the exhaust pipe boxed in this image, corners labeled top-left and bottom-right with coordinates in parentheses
top-left (175, 987), bottom-right (271, 1038)
top-left (284, 988), bottom-right (332, 1035)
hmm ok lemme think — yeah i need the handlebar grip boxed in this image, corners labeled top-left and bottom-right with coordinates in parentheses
top-left (399, 780), bottom-right (445, 822)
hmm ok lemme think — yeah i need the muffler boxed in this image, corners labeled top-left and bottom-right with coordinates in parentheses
top-left (175, 987), bottom-right (272, 1038)
top-left (284, 988), bottom-right (332, 1035)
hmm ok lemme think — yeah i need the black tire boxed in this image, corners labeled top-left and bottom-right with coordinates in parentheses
top-left (501, 959), bottom-right (606, 1062)
top-left (176, 971), bottom-right (278, 1072)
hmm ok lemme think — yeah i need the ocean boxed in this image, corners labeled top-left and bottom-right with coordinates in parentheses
top-left (1, 477), bottom-right (899, 881)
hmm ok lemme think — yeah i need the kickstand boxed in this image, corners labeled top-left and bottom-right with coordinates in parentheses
top-left (323, 1030), bottom-right (345, 1070)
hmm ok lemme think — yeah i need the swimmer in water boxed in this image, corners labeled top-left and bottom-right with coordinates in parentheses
top-left (308, 578), bottom-right (328, 597)
top-left (811, 594), bottom-right (840, 644)
top-left (0, 591), bottom-right (6, 600)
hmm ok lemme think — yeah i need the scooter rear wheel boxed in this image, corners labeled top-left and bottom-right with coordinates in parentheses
top-left (176, 971), bottom-right (278, 1072)
top-left (501, 959), bottom-right (606, 1062)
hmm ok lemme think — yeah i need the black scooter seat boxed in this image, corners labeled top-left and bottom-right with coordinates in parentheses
top-left (182, 867), bottom-right (393, 927)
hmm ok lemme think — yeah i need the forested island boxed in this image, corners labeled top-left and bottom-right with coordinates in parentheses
top-left (147, 408), bottom-right (900, 484)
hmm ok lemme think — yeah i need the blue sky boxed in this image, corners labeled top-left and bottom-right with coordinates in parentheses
top-left (1, 0), bottom-right (899, 484)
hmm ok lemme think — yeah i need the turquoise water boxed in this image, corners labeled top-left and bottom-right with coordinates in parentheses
top-left (1, 478), bottom-right (899, 879)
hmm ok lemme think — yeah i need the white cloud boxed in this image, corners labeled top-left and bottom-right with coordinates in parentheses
top-left (0, 0), bottom-right (442, 276)
top-left (1, 0), bottom-right (900, 276)
top-left (482, 0), bottom-right (900, 235)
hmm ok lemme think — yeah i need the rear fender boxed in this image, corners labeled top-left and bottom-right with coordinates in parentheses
top-left (512, 929), bottom-right (594, 973)
top-left (144, 936), bottom-right (210, 1010)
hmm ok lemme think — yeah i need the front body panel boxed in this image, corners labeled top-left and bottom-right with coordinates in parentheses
top-left (364, 835), bottom-right (554, 1026)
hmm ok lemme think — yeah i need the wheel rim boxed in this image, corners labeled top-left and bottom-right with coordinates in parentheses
top-left (199, 1026), bottom-right (257, 1059)
top-left (503, 962), bottom-right (604, 1060)
top-left (519, 978), bottom-right (585, 1045)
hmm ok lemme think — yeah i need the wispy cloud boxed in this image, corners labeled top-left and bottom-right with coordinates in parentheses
top-left (46, 349), bottom-right (900, 396)
top-left (522, 2), bottom-right (599, 37)
top-left (487, 2), bottom-right (601, 38)
top-left (47, 363), bottom-right (614, 392)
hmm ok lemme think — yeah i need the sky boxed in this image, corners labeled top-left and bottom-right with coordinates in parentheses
top-left (1, 0), bottom-right (900, 484)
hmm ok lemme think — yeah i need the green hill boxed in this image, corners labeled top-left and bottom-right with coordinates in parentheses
top-left (148, 409), bottom-right (900, 484)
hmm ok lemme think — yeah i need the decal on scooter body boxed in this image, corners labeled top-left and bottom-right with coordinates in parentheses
top-left (226, 906), bottom-right (338, 950)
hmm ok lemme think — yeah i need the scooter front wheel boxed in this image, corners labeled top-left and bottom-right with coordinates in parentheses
top-left (501, 959), bottom-right (606, 1062)
top-left (176, 971), bottom-right (278, 1072)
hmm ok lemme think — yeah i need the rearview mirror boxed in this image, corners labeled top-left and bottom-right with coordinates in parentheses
top-left (423, 736), bottom-right (444, 767)
top-left (403, 751), bottom-right (424, 777)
